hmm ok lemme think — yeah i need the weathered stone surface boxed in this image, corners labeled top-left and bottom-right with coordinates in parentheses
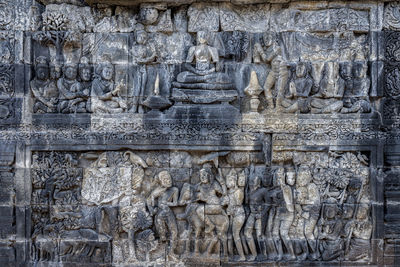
top-left (2, 0), bottom-right (400, 266)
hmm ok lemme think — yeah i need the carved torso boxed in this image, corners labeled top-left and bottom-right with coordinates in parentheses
top-left (196, 181), bottom-right (222, 205)
top-left (31, 79), bottom-right (58, 99)
top-left (227, 187), bottom-right (244, 215)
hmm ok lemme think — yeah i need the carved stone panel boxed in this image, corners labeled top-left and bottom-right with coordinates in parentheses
top-left (0, 0), bottom-right (397, 265)
top-left (27, 148), bottom-right (376, 265)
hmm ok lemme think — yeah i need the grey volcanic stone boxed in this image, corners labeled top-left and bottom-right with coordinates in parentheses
top-left (1, 0), bottom-right (400, 266)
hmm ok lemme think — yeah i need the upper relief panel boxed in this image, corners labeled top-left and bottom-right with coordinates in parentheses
top-left (25, 1), bottom-right (383, 120)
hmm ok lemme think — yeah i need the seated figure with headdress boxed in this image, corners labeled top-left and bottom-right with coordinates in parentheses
top-left (30, 56), bottom-right (59, 113)
top-left (91, 62), bottom-right (127, 114)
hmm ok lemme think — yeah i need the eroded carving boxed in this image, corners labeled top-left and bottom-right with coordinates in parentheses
top-left (31, 57), bottom-right (59, 113)
top-left (0, 64), bottom-right (14, 119)
top-left (30, 149), bottom-right (372, 264)
top-left (8, 1), bottom-right (387, 266)
top-left (91, 62), bottom-right (127, 114)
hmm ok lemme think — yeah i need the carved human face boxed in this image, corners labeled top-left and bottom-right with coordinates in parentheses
top-left (226, 171), bottom-right (237, 189)
top-left (36, 66), bottom-right (49, 80)
top-left (65, 66), bottom-right (78, 80)
top-left (136, 31), bottom-right (148, 45)
top-left (340, 63), bottom-right (352, 79)
top-left (237, 171), bottom-right (246, 187)
top-left (159, 171), bottom-right (172, 188)
top-left (101, 65), bottom-right (114, 81)
top-left (343, 98), bottom-right (352, 108)
top-left (296, 63), bottom-right (306, 78)
top-left (353, 63), bottom-right (366, 79)
top-left (80, 67), bottom-right (92, 82)
top-left (249, 176), bottom-right (260, 191)
top-left (263, 32), bottom-right (274, 47)
top-left (325, 204), bottom-right (337, 219)
top-left (139, 7), bottom-right (158, 25)
top-left (286, 170), bottom-right (296, 186)
top-left (200, 168), bottom-right (210, 184)
top-left (197, 31), bottom-right (208, 45)
top-left (356, 206), bottom-right (369, 220)
top-left (357, 35), bottom-right (366, 45)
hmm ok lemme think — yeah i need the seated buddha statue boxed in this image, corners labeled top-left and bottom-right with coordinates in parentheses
top-left (173, 31), bottom-right (234, 90)
top-left (310, 62), bottom-right (344, 114)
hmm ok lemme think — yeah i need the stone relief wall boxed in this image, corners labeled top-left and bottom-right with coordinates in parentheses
top-left (30, 149), bottom-right (372, 265)
top-left (27, 2), bottom-right (379, 117)
top-left (0, 0), bottom-right (399, 266)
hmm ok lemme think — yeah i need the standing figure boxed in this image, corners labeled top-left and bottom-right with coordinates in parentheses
top-left (91, 63), bottom-right (127, 114)
top-left (271, 167), bottom-right (296, 260)
top-left (295, 165), bottom-right (321, 260)
top-left (252, 32), bottom-right (288, 110)
top-left (194, 166), bottom-right (229, 257)
top-left (119, 152), bottom-right (149, 261)
top-left (131, 30), bottom-right (157, 113)
top-left (177, 183), bottom-right (203, 256)
top-left (244, 174), bottom-right (270, 261)
top-left (341, 62), bottom-right (371, 114)
top-left (281, 62), bottom-right (313, 113)
top-left (226, 169), bottom-right (246, 261)
top-left (30, 56), bottom-right (59, 113)
top-left (57, 64), bottom-right (88, 113)
top-left (318, 199), bottom-right (344, 261)
top-left (147, 171), bottom-right (179, 259)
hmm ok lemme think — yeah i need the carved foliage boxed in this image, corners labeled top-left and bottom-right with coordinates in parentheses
top-left (384, 31), bottom-right (400, 119)
top-left (31, 151), bottom-right (111, 263)
top-left (219, 3), bottom-right (270, 32)
top-left (385, 2), bottom-right (400, 30)
top-left (0, 1), bottom-right (13, 30)
top-left (188, 3), bottom-right (220, 32)
top-left (0, 64), bottom-right (14, 119)
top-left (385, 31), bottom-right (400, 62)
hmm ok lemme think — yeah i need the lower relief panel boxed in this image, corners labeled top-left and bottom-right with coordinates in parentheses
top-left (29, 150), bottom-right (374, 265)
